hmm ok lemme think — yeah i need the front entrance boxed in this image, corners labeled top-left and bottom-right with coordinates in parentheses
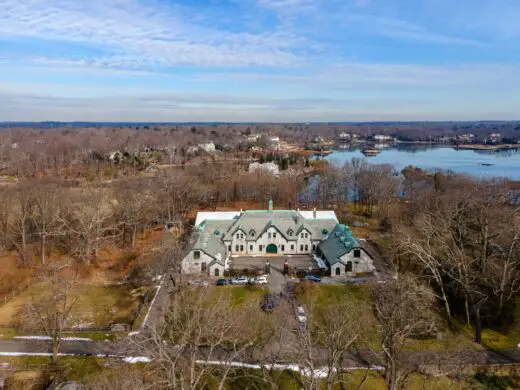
top-left (266, 244), bottom-right (278, 254)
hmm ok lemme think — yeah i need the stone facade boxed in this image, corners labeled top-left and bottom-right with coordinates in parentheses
top-left (181, 203), bottom-right (374, 278)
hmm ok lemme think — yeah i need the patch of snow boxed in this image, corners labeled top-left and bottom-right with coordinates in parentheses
top-left (14, 336), bottom-right (92, 341)
top-left (128, 331), bottom-right (140, 337)
top-left (124, 357), bottom-right (152, 364)
top-left (71, 322), bottom-right (94, 330)
top-left (313, 254), bottom-right (328, 269)
top-left (196, 360), bottom-right (383, 378)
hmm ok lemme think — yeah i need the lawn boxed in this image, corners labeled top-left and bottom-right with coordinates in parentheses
top-left (0, 282), bottom-right (142, 328)
top-left (296, 284), bottom-right (486, 353)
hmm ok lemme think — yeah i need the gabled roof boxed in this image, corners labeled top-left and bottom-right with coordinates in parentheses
top-left (192, 219), bottom-right (234, 265)
top-left (317, 224), bottom-right (359, 266)
top-left (222, 210), bottom-right (336, 242)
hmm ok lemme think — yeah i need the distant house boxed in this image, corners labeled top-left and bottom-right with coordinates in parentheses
top-left (199, 141), bottom-right (216, 152)
top-left (373, 134), bottom-right (394, 141)
top-left (270, 136), bottom-right (281, 150)
top-left (187, 141), bottom-right (216, 154)
top-left (249, 162), bottom-right (280, 175)
top-left (456, 133), bottom-right (475, 142)
top-left (246, 134), bottom-right (261, 143)
top-left (486, 133), bottom-right (502, 144)
top-left (338, 132), bottom-right (351, 139)
top-left (181, 200), bottom-right (374, 278)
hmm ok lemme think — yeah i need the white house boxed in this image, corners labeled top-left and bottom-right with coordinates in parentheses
top-left (373, 134), bottom-right (394, 141)
top-left (199, 142), bottom-right (216, 152)
top-left (182, 200), bottom-right (374, 278)
top-left (248, 162), bottom-right (280, 175)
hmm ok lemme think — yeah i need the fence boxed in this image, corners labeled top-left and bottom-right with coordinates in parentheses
top-left (0, 282), bottom-right (31, 308)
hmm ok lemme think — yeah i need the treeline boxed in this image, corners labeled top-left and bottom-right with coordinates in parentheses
top-left (392, 175), bottom-right (520, 342)
top-left (0, 162), bottom-right (311, 267)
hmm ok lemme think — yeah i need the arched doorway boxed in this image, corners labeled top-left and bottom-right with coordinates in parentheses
top-left (345, 261), bottom-right (353, 272)
top-left (266, 244), bottom-right (278, 254)
top-left (335, 267), bottom-right (341, 276)
top-left (214, 268), bottom-right (220, 276)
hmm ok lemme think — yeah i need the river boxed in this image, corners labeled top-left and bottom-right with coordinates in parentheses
top-left (323, 145), bottom-right (520, 180)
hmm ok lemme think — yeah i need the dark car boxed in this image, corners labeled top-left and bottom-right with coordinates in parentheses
top-left (216, 278), bottom-right (228, 286)
top-left (304, 275), bottom-right (321, 283)
top-left (260, 293), bottom-right (278, 313)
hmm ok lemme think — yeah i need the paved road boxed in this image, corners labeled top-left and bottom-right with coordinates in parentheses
top-left (4, 338), bottom-right (520, 372)
top-left (267, 262), bottom-right (286, 295)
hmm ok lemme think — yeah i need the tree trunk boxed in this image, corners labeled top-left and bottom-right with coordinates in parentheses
top-left (439, 283), bottom-right (451, 321)
top-left (465, 297), bottom-right (471, 327)
top-left (40, 233), bottom-right (46, 265)
top-left (52, 340), bottom-right (60, 364)
top-left (474, 304), bottom-right (482, 344)
top-left (132, 225), bottom-right (137, 250)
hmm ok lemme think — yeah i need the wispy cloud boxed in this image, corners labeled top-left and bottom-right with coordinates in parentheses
top-left (0, 0), bottom-right (299, 68)
top-left (0, 0), bottom-right (519, 121)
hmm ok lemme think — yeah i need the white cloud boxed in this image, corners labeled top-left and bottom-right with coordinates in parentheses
top-left (0, 0), bottom-right (298, 68)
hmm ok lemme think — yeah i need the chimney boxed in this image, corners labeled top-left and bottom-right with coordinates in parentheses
top-left (268, 198), bottom-right (273, 212)
top-left (313, 207), bottom-right (317, 219)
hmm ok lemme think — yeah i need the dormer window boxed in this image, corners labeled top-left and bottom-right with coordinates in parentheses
top-left (288, 229), bottom-right (293, 237)
top-left (250, 230), bottom-right (256, 237)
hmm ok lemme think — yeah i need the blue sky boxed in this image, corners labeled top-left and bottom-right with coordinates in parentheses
top-left (1, 0), bottom-right (520, 121)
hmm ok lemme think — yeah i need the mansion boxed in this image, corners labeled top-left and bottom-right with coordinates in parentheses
top-left (182, 200), bottom-right (374, 278)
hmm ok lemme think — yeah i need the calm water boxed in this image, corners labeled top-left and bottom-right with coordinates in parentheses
top-left (324, 145), bottom-right (520, 180)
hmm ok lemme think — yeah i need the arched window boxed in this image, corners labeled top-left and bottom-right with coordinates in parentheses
top-left (335, 267), bottom-right (341, 276)
top-left (345, 261), bottom-right (353, 272)
top-left (215, 268), bottom-right (220, 276)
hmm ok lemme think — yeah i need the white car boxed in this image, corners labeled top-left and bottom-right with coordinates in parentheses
top-left (231, 276), bottom-right (249, 285)
top-left (250, 276), bottom-right (268, 285)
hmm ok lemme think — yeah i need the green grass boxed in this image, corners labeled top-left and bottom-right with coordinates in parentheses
top-left (0, 282), bottom-right (142, 327)
top-left (296, 284), bottom-right (494, 354)
top-left (297, 284), bottom-right (381, 350)
top-left (227, 285), bottom-right (267, 306)
top-left (0, 327), bottom-right (119, 341)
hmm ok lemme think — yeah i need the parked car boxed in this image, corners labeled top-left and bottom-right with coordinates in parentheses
top-left (187, 280), bottom-right (209, 287)
top-left (231, 276), bottom-right (249, 285)
top-left (216, 279), bottom-right (228, 286)
top-left (260, 293), bottom-right (278, 313)
top-left (304, 275), bottom-right (321, 283)
top-left (250, 276), bottom-right (268, 285)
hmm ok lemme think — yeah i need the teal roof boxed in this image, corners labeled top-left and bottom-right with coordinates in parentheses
top-left (317, 224), bottom-right (359, 266)
top-left (192, 219), bottom-right (235, 265)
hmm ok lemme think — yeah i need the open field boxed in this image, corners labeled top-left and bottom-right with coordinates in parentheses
top-left (0, 282), bottom-right (142, 328)
top-left (295, 284), bottom-right (496, 353)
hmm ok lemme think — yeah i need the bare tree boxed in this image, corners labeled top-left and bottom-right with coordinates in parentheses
top-left (23, 268), bottom-right (79, 364)
top-left (7, 183), bottom-right (35, 266)
top-left (63, 187), bottom-right (118, 264)
top-left (141, 286), bottom-right (269, 390)
top-left (372, 274), bottom-right (437, 390)
top-left (312, 300), bottom-right (362, 390)
top-left (31, 182), bottom-right (67, 264)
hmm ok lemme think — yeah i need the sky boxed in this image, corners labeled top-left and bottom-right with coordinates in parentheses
top-left (1, 0), bottom-right (520, 122)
